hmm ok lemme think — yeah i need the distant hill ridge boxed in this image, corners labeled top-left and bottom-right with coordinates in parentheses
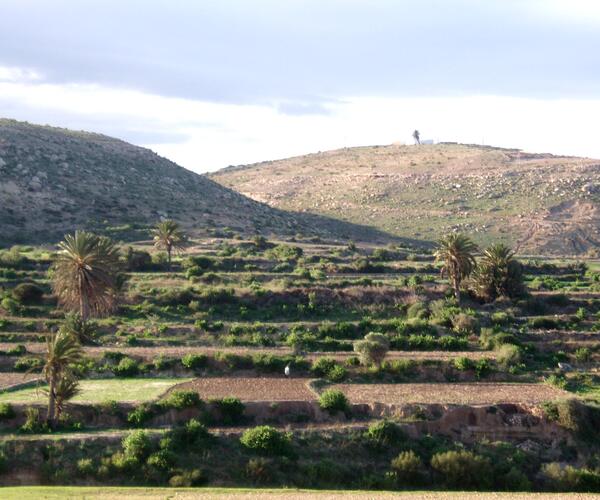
top-left (0, 119), bottom-right (390, 245)
top-left (211, 143), bottom-right (600, 255)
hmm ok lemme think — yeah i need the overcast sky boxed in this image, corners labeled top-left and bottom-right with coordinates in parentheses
top-left (1, 0), bottom-right (600, 172)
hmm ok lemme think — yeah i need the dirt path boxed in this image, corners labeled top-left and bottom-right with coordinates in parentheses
top-left (0, 372), bottom-right (41, 390)
top-left (333, 382), bottom-right (571, 405)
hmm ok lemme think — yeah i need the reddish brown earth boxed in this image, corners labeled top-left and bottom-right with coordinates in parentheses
top-left (333, 382), bottom-right (571, 405)
top-left (171, 377), bottom-right (318, 401)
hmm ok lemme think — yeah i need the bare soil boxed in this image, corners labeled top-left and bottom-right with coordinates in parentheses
top-left (333, 382), bottom-right (571, 405)
top-left (0, 372), bottom-right (41, 390)
top-left (170, 377), bottom-right (318, 401)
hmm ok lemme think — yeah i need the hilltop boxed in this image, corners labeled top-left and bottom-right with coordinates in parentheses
top-left (211, 143), bottom-right (600, 255)
top-left (0, 119), bottom-right (390, 245)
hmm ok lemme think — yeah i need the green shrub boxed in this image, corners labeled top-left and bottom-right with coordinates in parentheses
top-left (390, 450), bottom-right (423, 485)
top-left (528, 317), bottom-right (562, 330)
top-left (542, 462), bottom-right (600, 492)
top-left (169, 468), bottom-right (207, 487)
top-left (574, 347), bottom-right (591, 363)
top-left (165, 418), bottom-right (211, 451)
top-left (6, 344), bottom-right (26, 356)
top-left (453, 356), bottom-right (474, 371)
top-left (153, 355), bottom-right (176, 371)
top-left (240, 425), bottom-right (291, 455)
top-left (1, 297), bottom-right (21, 315)
top-left (19, 407), bottom-right (48, 433)
top-left (113, 357), bottom-right (139, 377)
top-left (181, 353), bottom-right (208, 370)
top-left (430, 450), bottom-right (492, 489)
top-left (496, 344), bottom-right (522, 370)
top-left (159, 390), bottom-right (201, 410)
top-left (14, 357), bottom-right (42, 372)
top-left (326, 364), bottom-right (347, 382)
top-left (213, 397), bottom-right (245, 425)
top-left (12, 282), bottom-right (44, 304)
top-left (452, 313), bottom-right (479, 335)
top-left (490, 311), bottom-right (514, 326)
top-left (365, 420), bottom-right (405, 448)
top-left (77, 458), bottom-right (95, 475)
top-left (122, 430), bottom-right (151, 460)
top-left (127, 404), bottom-right (154, 427)
top-left (543, 399), bottom-right (600, 441)
top-left (146, 449), bottom-right (176, 470)
top-left (407, 301), bottom-right (429, 319)
top-left (354, 332), bottom-right (390, 366)
top-left (245, 457), bottom-right (273, 484)
top-left (311, 357), bottom-right (337, 377)
top-left (318, 389), bottom-right (349, 414)
top-left (0, 402), bottom-right (15, 420)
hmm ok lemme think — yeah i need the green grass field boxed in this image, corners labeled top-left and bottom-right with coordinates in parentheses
top-left (0, 378), bottom-right (190, 404)
top-left (0, 487), bottom-right (596, 499)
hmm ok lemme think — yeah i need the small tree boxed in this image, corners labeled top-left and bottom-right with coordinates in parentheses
top-left (434, 233), bottom-right (478, 305)
top-left (472, 243), bottom-right (526, 302)
top-left (43, 329), bottom-right (83, 427)
top-left (51, 231), bottom-right (120, 322)
top-left (354, 332), bottom-right (390, 367)
top-left (151, 220), bottom-right (187, 268)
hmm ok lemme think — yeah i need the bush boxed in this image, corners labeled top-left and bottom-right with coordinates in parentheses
top-left (77, 458), bottom-right (95, 475)
top-left (452, 313), bottom-right (479, 335)
top-left (528, 317), bottom-right (562, 330)
top-left (453, 356), bottom-right (474, 371)
top-left (574, 347), bottom-right (591, 363)
top-left (159, 390), bottom-right (202, 410)
top-left (318, 389), bottom-right (349, 415)
top-left (6, 344), bottom-right (26, 356)
top-left (407, 301), bottom-right (429, 320)
top-left (127, 404), bottom-right (154, 427)
top-left (390, 450), bottom-right (423, 485)
top-left (122, 430), bottom-right (151, 460)
top-left (12, 282), bottom-right (44, 304)
top-left (542, 463), bottom-right (600, 492)
top-left (19, 407), bottom-right (48, 433)
top-left (113, 357), bottom-right (139, 377)
top-left (245, 457), bottom-right (273, 484)
top-left (1, 297), bottom-right (21, 315)
top-left (354, 332), bottom-right (390, 366)
top-left (496, 344), bottom-right (522, 370)
top-left (240, 426), bottom-right (291, 456)
top-left (14, 357), bottom-right (42, 372)
top-left (0, 402), bottom-right (15, 420)
top-left (365, 420), bottom-right (405, 449)
top-left (146, 449), bottom-right (176, 470)
top-left (543, 399), bottom-right (600, 441)
top-left (311, 357), bottom-right (337, 377)
top-left (213, 397), bottom-right (245, 425)
top-left (169, 468), bottom-right (207, 487)
top-left (181, 353), bottom-right (208, 370)
top-left (430, 450), bottom-right (492, 489)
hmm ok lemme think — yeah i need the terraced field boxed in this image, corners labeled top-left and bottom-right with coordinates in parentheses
top-left (0, 237), bottom-right (598, 491)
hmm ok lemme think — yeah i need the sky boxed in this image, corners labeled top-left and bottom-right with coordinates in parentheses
top-left (1, 0), bottom-right (600, 173)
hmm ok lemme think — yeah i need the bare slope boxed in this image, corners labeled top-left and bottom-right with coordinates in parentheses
top-left (211, 143), bottom-right (600, 255)
top-left (0, 119), bottom-right (389, 245)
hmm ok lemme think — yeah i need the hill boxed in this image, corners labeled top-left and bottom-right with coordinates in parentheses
top-left (211, 143), bottom-right (600, 255)
top-left (0, 119), bottom-right (390, 245)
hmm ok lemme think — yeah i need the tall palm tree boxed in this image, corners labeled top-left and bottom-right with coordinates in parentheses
top-left (413, 130), bottom-right (421, 145)
top-left (151, 219), bottom-right (187, 268)
top-left (434, 233), bottom-right (478, 304)
top-left (43, 329), bottom-right (82, 427)
top-left (52, 231), bottom-right (120, 321)
top-left (472, 243), bottom-right (526, 302)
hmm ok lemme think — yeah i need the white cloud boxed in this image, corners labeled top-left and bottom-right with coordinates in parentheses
top-left (0, 65), bottom-right (42, 83)
top-left (1, 76), bottom-right (600, 173)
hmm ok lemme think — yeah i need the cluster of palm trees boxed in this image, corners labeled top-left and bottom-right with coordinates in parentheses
top-left (434, 233), bottom-right (525, 305)
top-left (42, 220), bottom-right (187, 427)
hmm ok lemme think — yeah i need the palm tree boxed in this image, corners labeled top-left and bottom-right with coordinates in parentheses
top-left (472, 243), bottom-right (526, 302)
top-left (43, 329), bottom-right (82, 427)
top-left (152, 219), bottom-right (187, 268)
top-left (52, 231), bottom-right (120, 321)
top-left (52, 374), bottom-right (81, 421)
top-left (413, 130), bottom-right (420, 145)
top-left (434, 233), bottom-right (478, 304)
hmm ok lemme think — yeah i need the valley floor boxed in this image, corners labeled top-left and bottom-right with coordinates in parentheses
top-left (1, 487), bottom-right (598, 500)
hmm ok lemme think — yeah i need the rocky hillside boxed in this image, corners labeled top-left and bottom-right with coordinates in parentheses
top-left (211, 143), bottom-right (600, 255)
top-left (0, 119), bottom-right (389, 245)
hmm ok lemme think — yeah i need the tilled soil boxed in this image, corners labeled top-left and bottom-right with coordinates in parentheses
top-left (0, 372), bottom-right (41, 389)
top-left (170, 376), bottom-right (318, 401)
top-left (333, 382), bottom-right (571, 405)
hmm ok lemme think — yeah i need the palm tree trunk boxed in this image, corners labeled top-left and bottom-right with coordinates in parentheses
top-left (453, 275), bottom-right (461, 305)
top-left (78, 276), bottom-right (89, 322)
top-left (167, 245), bottom-right (172, 270)
top-left (47, 373), bottom-right (56, 428)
